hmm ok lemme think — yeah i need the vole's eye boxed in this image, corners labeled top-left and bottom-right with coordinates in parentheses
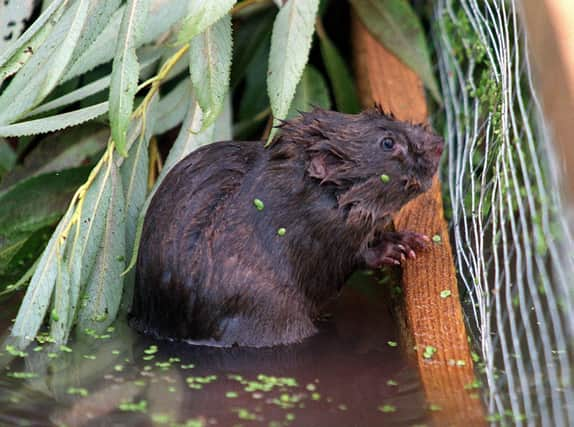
top-left (379, 137), bottom-right (395, 151)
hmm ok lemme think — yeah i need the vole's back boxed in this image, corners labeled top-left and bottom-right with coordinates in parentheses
top-left (129, 140), bottom-right (318, 347)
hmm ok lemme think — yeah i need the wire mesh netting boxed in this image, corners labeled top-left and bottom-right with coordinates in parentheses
top-left (434, 0), bottom-right (574, 424)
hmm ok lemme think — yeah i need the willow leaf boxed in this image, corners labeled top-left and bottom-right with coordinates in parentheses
top-left (155, 78), bottom-right (192, 135)
top-left (77, 161), bottom-right (126, 333)
top-left (29, 50), bottom-right (161, 118)
top-left (189, 13), bottom-right (233, 129)
top-left (176, 0), bottom-right (236, 45)
top-left (10, 207), bottom-right (74, 342)
top-left (0, 139), bottom-right (16, 174)
top-left (49, 251), bottom-right (72, 344)
top-left (63, 0), bottom-right (187, 83)
top-left (0, 0), bottom-right (68, 84)
top-left (109, 0), bottom-right (150, 156)
top-left (66, 0), bottom-right (122, 73)
top-left (267, 0), bottom-right (320, 140)
top-left (213, 95), bottom-right (233, 142)
top-left (39, 0), bottom-right (90, 101)
top-left (67, 154), bottom-right (114, 327)
top-left (287, 65), bottom-right (331, 119)
top-left (317, 27), bottom-right (360, 113)
top-left (63, 5), bottom-right (124, 82)
top-left (0, 0), bottom-right (90, 125)
top-left (162, 101), bottom-right (216, 176)
top-left (349, 0), bottom-right (441, 102)
top-left (0, 102), bottom-right (109, 137)
top-left (119, 94), bottom-right (158, 311)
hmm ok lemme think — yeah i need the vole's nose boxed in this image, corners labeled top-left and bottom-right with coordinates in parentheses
top-left (432, 136), bottom-right (444, 160)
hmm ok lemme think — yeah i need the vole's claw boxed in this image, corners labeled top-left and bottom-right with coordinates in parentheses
top-left (362, 230), bottom-right (431, 268)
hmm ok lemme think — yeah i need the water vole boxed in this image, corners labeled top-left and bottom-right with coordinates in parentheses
top-left (129, 107), bottom-right (444, 347)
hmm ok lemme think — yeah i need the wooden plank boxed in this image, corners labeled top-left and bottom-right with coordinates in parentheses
top-left (520, 0), bottom-right (574, 203)
top-left (352, 17), bottom-right (485, 426)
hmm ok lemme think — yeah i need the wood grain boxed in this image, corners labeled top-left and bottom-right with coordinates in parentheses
top-left (353, 17), bottom-right (486, 426)
top-left (520, 0), bottom-right (574, 205)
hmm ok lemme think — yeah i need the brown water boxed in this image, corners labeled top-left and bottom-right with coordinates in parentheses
top-left (0, 274), bottom-right (431, 427)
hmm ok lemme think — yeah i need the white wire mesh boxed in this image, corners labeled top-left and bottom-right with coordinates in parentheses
top-left (434, 0), bottom-right (574, 425)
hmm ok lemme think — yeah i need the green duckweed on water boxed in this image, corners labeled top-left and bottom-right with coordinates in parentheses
top-left (7, 372), bottom-right (38, 379)
top-left (440, 289), bottom-right (452, 298)
top-left (66, 387), bottom-right (89, 397)
top-left (5, 345), bottom-right (27, 358)
top-left (143, 344), bottom-right (158, 355)
top-left (380, 174), bottom-right (391, 183)
top-left (118, 399), bottom-right (148, 413)
top-left (378, 404), bottom-right (397, 413)
top-left (387, 340), bottom-right (398, 348)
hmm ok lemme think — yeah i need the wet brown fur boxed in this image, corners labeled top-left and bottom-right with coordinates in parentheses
top-left (129, 108), bottom-right (443, 347)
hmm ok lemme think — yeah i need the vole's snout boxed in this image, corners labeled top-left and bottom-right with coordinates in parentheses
top-left (431, 135), bottom-right (444, 162)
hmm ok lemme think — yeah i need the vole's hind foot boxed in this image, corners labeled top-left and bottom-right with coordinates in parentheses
top-left (363, 231), bottom-right (430, 268)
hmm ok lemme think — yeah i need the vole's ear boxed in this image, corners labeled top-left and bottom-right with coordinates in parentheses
top-left (308, 153), bottom-right (329, 180)
top-left (305, 139), bottom-right (350, 184)
top-left (307, 152), bottom-right (344, 185)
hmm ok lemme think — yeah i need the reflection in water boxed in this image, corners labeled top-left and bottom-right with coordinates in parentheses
top-left (0, 275), bottom-right (429, 426)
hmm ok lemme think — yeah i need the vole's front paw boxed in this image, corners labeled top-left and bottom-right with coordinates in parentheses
top-left (362, 231), bottom-right (430, 268)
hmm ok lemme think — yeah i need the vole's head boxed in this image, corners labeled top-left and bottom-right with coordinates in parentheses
top-left (275, 107), bottom-right (444, 225)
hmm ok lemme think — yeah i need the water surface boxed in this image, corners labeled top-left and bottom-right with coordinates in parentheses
top-left (0, 274), bottom-right (430, 427)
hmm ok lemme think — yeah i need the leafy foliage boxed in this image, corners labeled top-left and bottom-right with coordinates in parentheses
top-left (267, 0), bottom-right (320, 139)
top-left (349, 0), bottom-right (441, 102)
top-left (0, 0), bottom-right (440, 347)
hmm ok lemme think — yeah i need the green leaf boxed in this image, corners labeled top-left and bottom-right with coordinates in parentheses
top-left (109, 0), bottom-right (150, 156)
top-left (0, 168), bottom-right (91, 272)
top-left (77, 161), bottom-right (126, 333)
top-left (267, 0), bottom-right (320, 140)
top-left (0, 124), bottom-right (107, 190)
top-left (176, 0), bottom-right (237, 45)
top-left (119, 94), bottom-right (158, 311)
top-left (189, 13), bottom-right (233, 129)
top-left (161, 101), bottom-right (216, 176)
top-left (29, 50), bottom-right (161, 118)
top-left (287, 65), bottom-right (331, 119)
top-left (231, 8), bottom-right (275, 88)
top-left (235, 35), bottom-right (271, 139)
top-left (349, 0), bottom-right (441, 102)
top-left (66, 156), bottom-right (114, 326)
top-left (239, 35), bottom-right (270, 122)
top-left (10, 206), bottom-right (75, 342)
top-left (213, 95), bottom-right (233, 142)
top-left (0, 139), bottom-right (16, 175)
top-left (63, 1), bottom-right (188, 83)
top-left (0, 256), bottom-right (39, 297)
top-left (155, 79), bottom-right (192, 135)
top-left (49, 250), bottom-right (72, 344)
top-left (0, 0), bottom-right (68, 84)
top-left (66, 0), bottom-right (123, 75)
top-left (0, 102), bottom-right (109, 137)
top-left (317, 25), bottom-right (361, 113)
top-left (37, 0), bottom-right (91, 101)
top-left (0, 0), bottom-right (91, 125)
